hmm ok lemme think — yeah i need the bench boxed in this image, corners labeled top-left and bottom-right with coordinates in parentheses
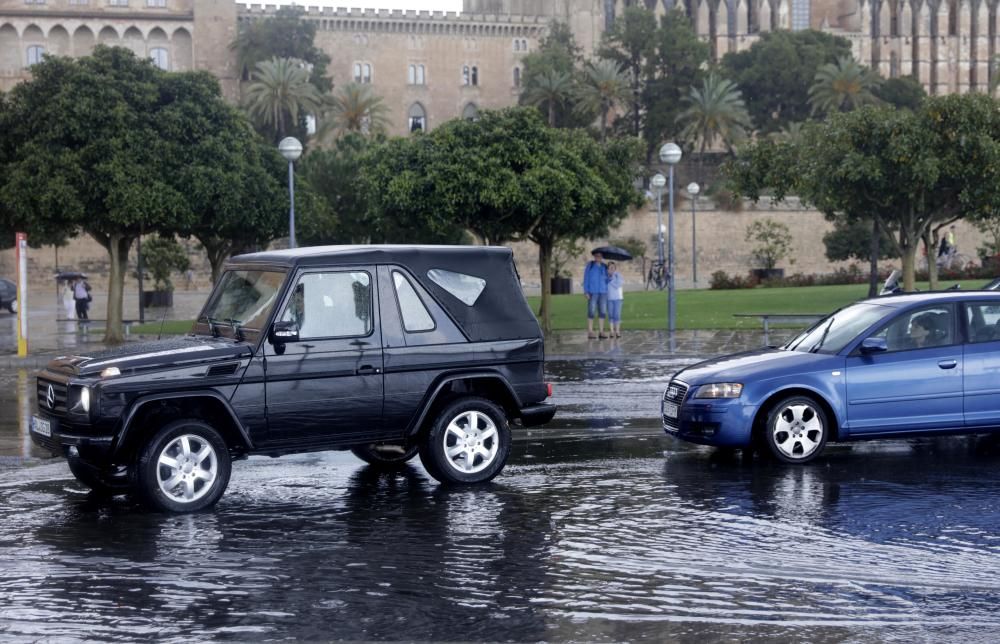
top-left (733, 313), bottom-right (826, 344)
top-left (56, 319), bottom-right (137, 338)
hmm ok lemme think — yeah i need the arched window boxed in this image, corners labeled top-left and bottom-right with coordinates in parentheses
top-left (462, 65), bottom-right (470, 85)
top-left (149, 47), bottom-right (169, 70)
top-left (521, 39), bottom-right (528, 51)
top-left (513, 39), bottom-right (520, 51)
top-left (462, 103), bottom-right (479, 121)
top-left (416, 64), bottom-right (425, 85)
top-left (26, 45), bottom-right (45, 66)
top-left (362, 63), bottom-right (372, 83)
top-left (408, 103), bottom-right (426, 132)
top-left (408, 64), bottom-right (416, 84)
top-left (471, 66), bottom-right (478, 86)
top-left (353, 62), bottom-right (362, 82)
top-left (513, 66), bottom-right (521, 87)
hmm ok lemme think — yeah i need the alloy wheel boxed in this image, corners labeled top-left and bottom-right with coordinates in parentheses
top-left (156, 434), bottom-right (219, 504)
top-left (772, 403), bottom-right (824, 460)
top-left (442, 410), bottom-right (499, 474)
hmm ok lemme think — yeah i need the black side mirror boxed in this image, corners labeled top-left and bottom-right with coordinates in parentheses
top-left (860, 337), bottom-right (887, 354)
top-left (270, 320), bottom-right (299, 344)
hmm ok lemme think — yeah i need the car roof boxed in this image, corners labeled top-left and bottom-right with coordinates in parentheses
top-left (862, 290), bottom-right (1000, 308)
top-left (230, 244), bottom-right (513, 267)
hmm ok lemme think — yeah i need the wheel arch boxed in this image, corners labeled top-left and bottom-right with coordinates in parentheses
top-left (751, 386), bottom-right (841, 445)
top-left (406, 371), bottom-right (521, 439)
top-left (113, 391), bottom-right (253, 460)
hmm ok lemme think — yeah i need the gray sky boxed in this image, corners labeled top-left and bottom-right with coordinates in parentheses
top-left (251, 0), bottom-right (463, 11)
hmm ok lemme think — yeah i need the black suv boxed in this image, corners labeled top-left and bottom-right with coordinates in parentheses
top-left (30, 246), bottom-right (555, 512)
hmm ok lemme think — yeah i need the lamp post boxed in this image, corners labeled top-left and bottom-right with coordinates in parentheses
top-left (687, 182), bottom-right (700, 287)
top-left (651, 173), bottom-right (666, 267)
top-left (278, 137), bottom-right (303, 249)
top-left (659, 142), bottom-right (682, 334)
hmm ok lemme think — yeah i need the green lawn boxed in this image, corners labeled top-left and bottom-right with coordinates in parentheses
top-left (131, 280), bottom-right (988, 335)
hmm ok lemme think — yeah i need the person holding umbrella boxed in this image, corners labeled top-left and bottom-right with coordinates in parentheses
top-left (606, 261), bottom-right (624, 338)
top-left (583, 250), bottom-right (608, 339)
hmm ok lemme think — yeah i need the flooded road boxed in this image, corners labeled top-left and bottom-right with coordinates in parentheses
top-left (2, 358), bottom-right (1000, 641)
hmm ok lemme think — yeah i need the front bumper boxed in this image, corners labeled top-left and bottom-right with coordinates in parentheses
top-left (662, 397), bottom-right (756, 447)
top-left (30, 412), bottom-right (114, 462)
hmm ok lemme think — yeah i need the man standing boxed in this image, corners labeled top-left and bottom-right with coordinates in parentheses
top-left (583, 251), bottom-right (609, 339)
top-left (73, 278), bottom-right (90, 320)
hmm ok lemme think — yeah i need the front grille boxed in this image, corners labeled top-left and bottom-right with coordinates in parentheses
top-left (662, 380), bottom-right (689, 430)
top-left (37, 378), bottom-right (69, 415)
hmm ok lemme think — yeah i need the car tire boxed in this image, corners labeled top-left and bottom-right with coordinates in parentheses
top-left (7, 299), bottom-right (16, 314)
top-left (419, 397), bottom-right (511, 485)
top-left (351, 442), bottom-right (419, 467)
top-left (764, 396), bottom-right (828, 464)
top-left (67, 453), bottom-right (130, 496)
top-left (136, 419), bottom-right (232, 513)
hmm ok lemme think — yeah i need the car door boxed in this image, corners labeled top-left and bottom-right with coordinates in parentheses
top-left (845, 303), bottom-right (963, 433)
top-left (264, 267), bottom-right (384, 444)
top-left (962, 300), bottom-right (1000, 427)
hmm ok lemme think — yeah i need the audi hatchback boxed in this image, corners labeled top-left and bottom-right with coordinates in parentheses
top-left (663, 292), bottom-right (1000, 463)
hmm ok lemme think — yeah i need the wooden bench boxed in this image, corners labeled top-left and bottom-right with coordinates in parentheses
top-left (56, 319), bottom-right (137, 338)
top-left (733, 313), bottom-right (826, 344)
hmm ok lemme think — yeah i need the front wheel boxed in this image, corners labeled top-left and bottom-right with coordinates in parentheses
top-left (764, 396), bottom-right (828, 464)
top-left (136, 419), bottom-right (232, 512)
top-left (7, 299), bottom-right (16, 314)
top-left (351, 442), bottom-right (419, 467)
top-left (419, 397), bottom-right (511, 485)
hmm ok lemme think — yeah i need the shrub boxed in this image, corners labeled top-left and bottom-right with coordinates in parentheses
top-left (710, 270), bottom-right (759, 289)
top-left (745, 218), bottom-right (794, 270)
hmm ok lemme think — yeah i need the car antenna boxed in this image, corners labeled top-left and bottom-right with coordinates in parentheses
top-left (156, 308), bottom-right (169, 340)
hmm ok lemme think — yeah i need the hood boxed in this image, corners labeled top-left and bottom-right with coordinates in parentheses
top-left (675, 348), bottom-right (837, 386)
top-left (46, 335), bottom-right (253, 377)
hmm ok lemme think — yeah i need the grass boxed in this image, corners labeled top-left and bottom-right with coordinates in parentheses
top-left (130, 280), bottom-right (989, 335)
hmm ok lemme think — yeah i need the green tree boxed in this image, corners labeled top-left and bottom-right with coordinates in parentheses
top-left (142, 235), bottom-right (190, 292)
top-left (575, 59), bottom-right (630, 142)
top-left (319, 82), bottom-right (391, 141)
top-left (745, 219), bottom-right (794, 270)
top-left (243, 57), bottom-right (323, 142)
top-left (874, 75), bottom-right (926, 110)
top-left (522, 70), bottom-right (575, 127)
top-left (231, 5), bottom-right (331, 92)
top-left (677, 74), bottom-right (752, 179)
top-left (721, 30), bottom-right (852, 133)
top-left (599, 5), bottom-right (658, 136)
top-left (823, 217), bottom-right (899, 264)
top-left (808, 56), bottom-right (882, 116)
top-left (519, 22), bottom-right (589, 129)
top-left (299, 132), bottom-right (373, 245)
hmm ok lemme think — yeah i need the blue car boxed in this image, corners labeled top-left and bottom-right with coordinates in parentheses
top-left (662, 291), bottom-right (1000, 463)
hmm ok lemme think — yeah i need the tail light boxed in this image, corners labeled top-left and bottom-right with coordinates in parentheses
top-left (546, 383), bottom-right (553, 398)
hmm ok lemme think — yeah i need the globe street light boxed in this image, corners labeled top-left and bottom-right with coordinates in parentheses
top-left (278, 137), bottom-right (304, 249)
top-left (659, 142), bottom-right (682, 334)
top-left (651, 173), bottom-right (666, 267)
top-left (687, 182), bottom-right (700, 287)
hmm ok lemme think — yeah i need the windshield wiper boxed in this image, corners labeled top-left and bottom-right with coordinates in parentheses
top-left (809, 318), bottom-right (835, 353)
top-left (198, 315), bottom-right (224, 338)
top-left (223, 318), bottom-right (245, 341)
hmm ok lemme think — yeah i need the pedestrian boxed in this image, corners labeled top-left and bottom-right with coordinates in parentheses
top-left (61, 280), bottom-right (75, 319)
top-left (73, 277), bottom-right (91, 320)
top-left (583, 250), bottom-right (608, 339)
top-left (606, 261), bottom-right (624, 338)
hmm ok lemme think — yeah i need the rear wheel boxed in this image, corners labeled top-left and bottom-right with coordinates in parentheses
top-left (419, 397), bottom-right (511, 485)
top-left (67, 453), bottom-right (130, 496)
top-left (351, 442), bottom-right (419, 467)
top-left (7, 299), bottom-right (16, 314)
top-left (764, 396), bottom-right (828, 464)
top-left (136, 419), bottom-right (231, 512)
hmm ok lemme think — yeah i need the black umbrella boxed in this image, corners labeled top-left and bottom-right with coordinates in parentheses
top-left (55, 271), bottom-right (87, 282)
top-left (591, 245), bottom-right (633, 261)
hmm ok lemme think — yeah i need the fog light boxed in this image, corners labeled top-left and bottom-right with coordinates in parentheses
top-left (68, 446), bottom-right (79, 457)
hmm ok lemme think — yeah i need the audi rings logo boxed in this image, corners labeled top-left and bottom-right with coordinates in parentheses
top-left (46, 384), bottom-right (55, 409)
top-left (667, 386), bottom-right (679, 399)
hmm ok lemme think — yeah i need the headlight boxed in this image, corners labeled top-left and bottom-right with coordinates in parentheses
top-left (695, 383), bottom-right (743, 399)
top-left (100, 366), bottom-right (120, 378)
top-left (79, 386), bottom-right (90, 412)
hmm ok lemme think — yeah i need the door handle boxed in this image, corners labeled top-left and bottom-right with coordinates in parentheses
top-left (357, 365), bottom-right (381, 375)
top-left (938, 359), bottom-right (958, 369)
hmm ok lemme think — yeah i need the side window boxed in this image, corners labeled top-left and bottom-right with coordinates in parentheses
top-left (393, 271), bottom-right (435, 332)
top-left (966, 302), bottom-right (1000, 343)
top-left (280, 271), bottom-right (372, 339)
top-left (870, 305), bottom-right (954, 352)
top-left (427, 268), bottom-right (486, 306)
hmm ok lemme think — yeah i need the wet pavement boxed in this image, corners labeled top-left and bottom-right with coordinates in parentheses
top-left (3, 349), bottom-right (1000, 641)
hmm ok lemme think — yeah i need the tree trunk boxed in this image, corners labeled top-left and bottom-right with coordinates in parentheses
top-left (922, 229), bottom-right (938, 290)
top-left (200, 237), bottom-right (233, 285)
top-left (868, 215), bottom-right (880, 298)
top-left (548, 101), bottom-right (556, 128)
top-left (600, 106), bottom-right (608, 144)
top-left (901, 242), bottom-right (917, 293)
top-left (100, 234), bottom-right (133, 344)
top-left (537, 240), bottom-right (554, 334)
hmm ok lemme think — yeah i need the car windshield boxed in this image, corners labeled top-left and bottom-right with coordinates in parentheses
top-left (784, 303), bottom-right (889, 354)
top-left (196, 269), bottom-right (286, 339)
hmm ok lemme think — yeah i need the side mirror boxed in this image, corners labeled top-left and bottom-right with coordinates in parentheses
top-left (860, 337), bottom-right (887, 354)
top-left (270, 320), bottom-right (299, 344)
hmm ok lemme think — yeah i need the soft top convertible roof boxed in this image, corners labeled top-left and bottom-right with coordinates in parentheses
top-left (229, 245), bottom-right (542, 342)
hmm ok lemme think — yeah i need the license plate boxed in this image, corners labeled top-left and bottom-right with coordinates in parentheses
top-left (31, 416), bottom-right (51, 437)
top-left (663, 402), bottom-right (678, 419)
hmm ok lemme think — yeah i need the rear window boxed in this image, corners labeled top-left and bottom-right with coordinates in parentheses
top-left (393, 271), bottom-right (435, 332)
top-left (427, 268), bottom-right (486, 306)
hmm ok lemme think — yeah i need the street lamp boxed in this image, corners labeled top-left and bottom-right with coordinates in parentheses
top-left (687, 182), bottom-right (700, 287)
top-left (278, 137), bottom-right (303, 249)
top-left (651, 173), bottom-right (666, 266)
top-left (659, 142), bottom-right (682, 334)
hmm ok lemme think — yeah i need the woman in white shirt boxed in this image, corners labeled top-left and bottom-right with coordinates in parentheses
top-left (606, 262), bottom-right (624, 338)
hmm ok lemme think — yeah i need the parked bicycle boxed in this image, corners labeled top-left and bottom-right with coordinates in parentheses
top-left (646, 260), bottom-right (667, 291)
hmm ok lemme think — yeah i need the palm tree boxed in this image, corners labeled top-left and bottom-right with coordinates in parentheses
top-left (575, 59), bottom-right (631, 142)
top-left (318, 82), bottom-right (391, 141)
top-left (677, 74), bottom-right (753, 178)
top-left (768, 121), bottom-right (806, 144)
top-left (522, 70), bottom-right (574, 127)
top-left (808, 56), bottom-right (882, 116)
top-left (243, 57), bottom-right (323, 140)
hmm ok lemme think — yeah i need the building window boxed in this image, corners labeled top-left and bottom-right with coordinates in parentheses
top-left (462, 65), bottom-right (470, 85)
top-left (513, 67), bottom-right (521, 88)
top-left (24, 0), bottom-right (46, 5)
top-left (147, 0), bottom-right (165, 6)
top-left (26, 45), bottom-right (45, 67)
top-left (149, 47), bottom-right (169, 70)
top-left (69, 0), bottom-right (89, 4)
top-left (462, 103), bottom-right (479, 121)
top-left (108, 0), bottom-right (129, 5)
top-left (791, 0), bottom-right (810, 30)
top-left (363, 63), bottom-right (371, 83)
top-left (408, 64), bottom-right (425, 85)
top-left (471, 66), bottom-right (478, 86)
top-left (520, 39), bottom-right (528, 52)
top-left (416, 64), bottom-right (424, 85)
top-left (408, 103), bottom-right (426, 132)
top-left (513, 39), bottom-right (521, 52)
top-left (354, 63), bottom-right (362, 83)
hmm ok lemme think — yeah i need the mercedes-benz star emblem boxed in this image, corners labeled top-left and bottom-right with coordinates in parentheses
top-left (46, 384), bottom-right (55, 409)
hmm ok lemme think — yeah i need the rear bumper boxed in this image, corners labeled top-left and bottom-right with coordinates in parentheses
top-left (519, 403), bottom-right (556, 427)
